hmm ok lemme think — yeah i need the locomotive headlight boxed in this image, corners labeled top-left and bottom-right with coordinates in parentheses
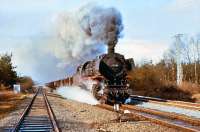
top-left (126, 84), bottom-right (130, 87)
top-left (112, 64), bottom-right (119, 67)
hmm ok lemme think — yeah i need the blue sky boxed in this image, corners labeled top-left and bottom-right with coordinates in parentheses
top-left (0, 0), bottom-right (200, 82)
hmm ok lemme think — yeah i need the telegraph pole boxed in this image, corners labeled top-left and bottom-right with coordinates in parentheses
top-left (174, 34), bottom-right (183, 85)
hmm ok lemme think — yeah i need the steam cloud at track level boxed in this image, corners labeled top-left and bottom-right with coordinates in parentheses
top-left (56, 86), bottom-right (99, 105)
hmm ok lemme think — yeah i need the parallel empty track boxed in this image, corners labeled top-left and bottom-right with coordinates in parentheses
top-left (11, 88), bottom-right (60, 132)
top-left (97, 104), bottom-right (200, 132)
top-left (130, 95), bottom-right (200, 110)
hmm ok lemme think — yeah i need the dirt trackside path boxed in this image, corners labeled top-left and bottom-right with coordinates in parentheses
top-left (47, 93), bottom-right (179, 132)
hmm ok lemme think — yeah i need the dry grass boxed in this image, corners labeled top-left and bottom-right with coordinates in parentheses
top-left (131, 82), bottom-right (195, 102)
top-left (177, 82), bottom-right (200, 102)
top-left (178, 82), bottom-right (200, 94)
top-left (192, 94), bottom-right (200, 103)
top-left (0, 90), bottom-right (26, 118)
top-left (129, 68), bottom-right (197, 102)
top-left (0, 84), bottom-right (8, 91)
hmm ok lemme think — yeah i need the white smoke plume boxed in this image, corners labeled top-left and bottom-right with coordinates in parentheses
top-left (51, 4), bottom-right (124, 68)
top-left (56, 86), bottom-right (99, 105)
top-left (10, 4), bottom-right (124, 83)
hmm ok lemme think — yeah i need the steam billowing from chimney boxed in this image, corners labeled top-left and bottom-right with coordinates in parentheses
top-left (80, 6), bottom-right (124, 54)
top-left (13, 4), bottom-right (124, 83)
top-left (55, 4), bottom-right (124, 67)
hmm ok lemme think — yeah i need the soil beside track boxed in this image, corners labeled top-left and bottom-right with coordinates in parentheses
top-left (0, 91), bottom-right (27, 119)
top-left (0, 94), bottom-right (33, 131)
top-left (47, 93), bottom-right (178, 132)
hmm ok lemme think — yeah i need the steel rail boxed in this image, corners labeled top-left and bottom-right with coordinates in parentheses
top-left (130, 95), bottom-right (200, 110)
top-left (12, 88), bottom-right (61, 132)
top-left (96, 104), bottom-right (200, 132)
top-left (144, 100), bottom-right (200, 111)
top-left (12, 88), bottom-right (39, 132)
top-left (130, 95), bottom-right (167, 102)
top-left (43, 89), bottom-right (61, 132)
top-left (122, 104), bottom-right (200, 127)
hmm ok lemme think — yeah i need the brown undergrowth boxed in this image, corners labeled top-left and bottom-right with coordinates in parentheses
top-left (129, 67), bottom-right (200, 102)
top-left (0, 90), bottom-right (26, 119)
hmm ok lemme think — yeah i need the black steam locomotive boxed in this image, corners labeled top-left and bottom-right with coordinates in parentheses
top-left (73, 42), bottom-right (134, 104)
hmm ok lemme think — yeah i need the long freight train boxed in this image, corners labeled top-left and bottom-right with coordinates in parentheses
top-left (46, 42), bottom-right (134, 104)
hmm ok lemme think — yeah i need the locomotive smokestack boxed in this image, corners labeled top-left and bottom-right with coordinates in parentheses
top-left (108, 41), bottom-right (116, 54)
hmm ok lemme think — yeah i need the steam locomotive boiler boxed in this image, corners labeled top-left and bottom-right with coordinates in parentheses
top-left (73, 42), bottom-right (134, 104)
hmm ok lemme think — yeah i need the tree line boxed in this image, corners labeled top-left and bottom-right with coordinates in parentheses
top-left (163, 35), bottom-right (200, 83)
top-left (129, 34), bottom-right (200, 102)
top-left (0, 53), bottom-right (34, 92)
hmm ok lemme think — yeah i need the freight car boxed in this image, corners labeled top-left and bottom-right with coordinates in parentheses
top-left (46, 77), bottom-right (73, 89)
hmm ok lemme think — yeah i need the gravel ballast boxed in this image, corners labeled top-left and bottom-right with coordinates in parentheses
top-left (0, 93), bottom-right (179, 132)
top-left (47, 94), bottom-right (178, 132)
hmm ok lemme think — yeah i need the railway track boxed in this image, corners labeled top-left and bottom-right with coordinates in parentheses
top-left (11, 87), bottom-right (60, 132)
top-left (130, 95), bottom-right (200, 111)
top-left (97, 104), bottom-right (200, 132)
